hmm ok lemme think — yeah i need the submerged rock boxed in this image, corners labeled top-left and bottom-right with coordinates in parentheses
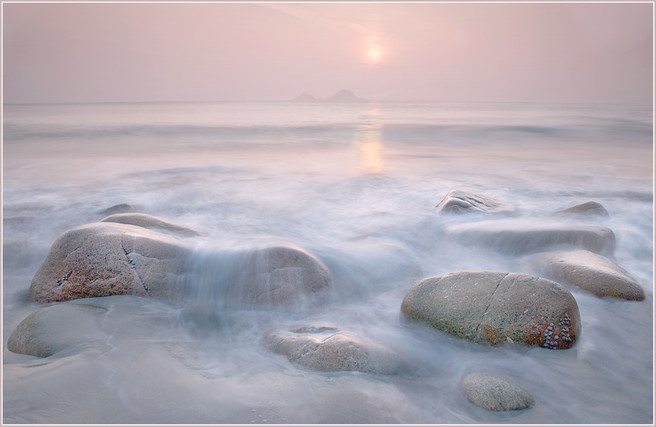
top-left (530, 250), bottom-right (645, 301)
top-left (446, 222), bottom-right (615, 255)
top-left (262, 324), bottom-right (406, 374)
top-left (435, 188), bottom-right (515, 215)
top-left (29, 222), bottom-right (192, 303)
top-left (181, 245), bottom-right (333, 313)
top-left (462, 373), bottom-right (535, 411)
top-left (7, 303), bottom-right (108, 357)
top-left (401, 271), bottom-right (580, 349)
top-left (98, 203), bottom-right (137, 216)
top-left (238, 246), bottom-right (332, 307)
top-left (101, 213), bottom-right (201, 237)
top-left (552, 201), bottom-right (609, 218)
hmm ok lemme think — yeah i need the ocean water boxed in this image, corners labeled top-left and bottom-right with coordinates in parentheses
top-left (2, 101), bottom-right (653, 424)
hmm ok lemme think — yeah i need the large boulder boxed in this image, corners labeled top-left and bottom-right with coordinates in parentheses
top-left (29, 221), bottom-right (193, 303)
top-left (7, 303), bottom-right (108, 357)
top-left (239, 246), bottom-right (332, 307)
top-left (530, 250), bottom-right (645, 301)
top-left (435, 188), bottom-right (515, 215)
top-left (462, 373), bottom-right (535, 411)
top-left (446, 221), bottom-right (615, 255)
top-left (552, 201), bottom-right (609, 218)
top-left (262, 324), bottom-right (406, 374)
top-left (401, 271), bottom-right (580, 349)
top-left (101, 213), bottom-right (201, 237)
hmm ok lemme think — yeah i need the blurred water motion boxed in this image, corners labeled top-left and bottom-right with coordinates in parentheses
top-left (2, 101), bottom-right (652, 424)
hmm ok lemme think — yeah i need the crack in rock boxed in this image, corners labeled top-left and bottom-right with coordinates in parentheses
top-left (474, 273), bottom-right (510, 344)
top-left (474, 273), bottom-right (509, 341)
top-left (120, 241), bottom-right (151, 296)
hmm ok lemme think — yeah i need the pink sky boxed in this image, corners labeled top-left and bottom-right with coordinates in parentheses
top-left (2, 2), bottom-right (653, 105)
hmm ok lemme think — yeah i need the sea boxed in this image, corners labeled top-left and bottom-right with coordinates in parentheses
top-left (2, 101), bottom-right (653, 424)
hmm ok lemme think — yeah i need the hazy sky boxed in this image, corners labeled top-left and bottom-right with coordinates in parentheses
top-left (3, 2), bottom-right (653, 105)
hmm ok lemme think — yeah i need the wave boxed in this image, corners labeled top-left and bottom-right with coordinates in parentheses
top-left (2, 122), bottom-right (361, 142)
top-left (4, 99), bottom-right (651, 149)
top-left (380, 121), bottom-right (652, 141)
top-left (5, 116), bottom-right (651, 144)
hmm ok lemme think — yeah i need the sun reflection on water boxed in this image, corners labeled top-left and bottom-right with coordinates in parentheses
top-left (356, 105), bottom-right (385, 174)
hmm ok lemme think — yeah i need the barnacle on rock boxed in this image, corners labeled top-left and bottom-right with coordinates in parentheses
top-left (542, 314), bottom-right (572, 349)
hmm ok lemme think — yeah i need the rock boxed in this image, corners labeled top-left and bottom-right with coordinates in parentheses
top-left (7, 303), bottom-right (108, 357)
top-left (292, 92), bottom-right (318, 102)
top-left (262, 324), bottom-right (406, 374)
top-left (446, 221), bottom-right (615, 255)
top-left (29, 222), bottom-right (192, 303)
top-left (462, 373), bottom-right (535, 411)
top-left (101, 213), bottom-right (201, 237)
top-left (98, 203), bottom-right (137, 216)
top-left (239, 246), bottom-right (332, 307)
top-left (293, 90), bottom-right (368, 103)
top-left (325, 89), bottom-right (368, 103)
top-left (401, 271), bottom-right (580, 349)
top-left (553, 201), bottom-right (609, 217)
top-left (530, 250), bottom-right (645, 301)
top-left (435, 188), bottom-right (515, 215)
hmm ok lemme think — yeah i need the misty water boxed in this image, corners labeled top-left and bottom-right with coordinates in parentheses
top-left (3, 101), bottom-right (653, 424)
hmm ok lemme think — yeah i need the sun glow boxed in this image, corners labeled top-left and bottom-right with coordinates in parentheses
top-left (364, 44), bottom-right (383, 65)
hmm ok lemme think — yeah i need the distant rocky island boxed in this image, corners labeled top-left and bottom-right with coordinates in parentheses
top-left (292, 89), bottom-right (369, 103)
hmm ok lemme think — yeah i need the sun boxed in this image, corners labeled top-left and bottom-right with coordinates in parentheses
top-left (364, 44), bottom-right (383, 65)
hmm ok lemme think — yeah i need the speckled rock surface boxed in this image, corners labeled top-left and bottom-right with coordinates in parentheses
top-left (239, 246), bottom-right (332, 307)
top-left (101, 213), bottom-right (201, 237)
top-left (262, 324), bottom-right (406, 374)
top-left (552, 201), bottom-right (609, 217)
top-left (29, 222), bottom-right (193, 303)
top-left (462, 373), bottom-right (535, 411)
top-left (401, 271), bottom-right (580, 349)
top-left (446, 222), bottom-right (615, 255)
top-left (7, 303), bottom-right (108, 357)
top-left (435, 188), bottom-right (515, 215)
top-left (530, 250), bottom-right (645, 301)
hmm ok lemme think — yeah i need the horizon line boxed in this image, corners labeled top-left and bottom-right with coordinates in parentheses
top-left (3, 99), bottom-right (653, 108)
